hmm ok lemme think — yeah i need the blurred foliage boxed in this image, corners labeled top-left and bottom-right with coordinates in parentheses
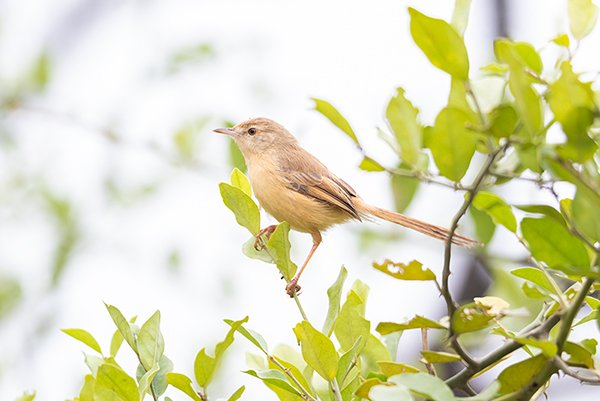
top-left (6, 0), bottom-right (600, 400)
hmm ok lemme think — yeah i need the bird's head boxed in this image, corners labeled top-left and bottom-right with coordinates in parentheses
top-left (213, 117), bottom-right (297, 158)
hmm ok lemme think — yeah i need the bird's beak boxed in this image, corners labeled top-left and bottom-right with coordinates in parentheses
top-left (213, 127), bottom-right (237, 137)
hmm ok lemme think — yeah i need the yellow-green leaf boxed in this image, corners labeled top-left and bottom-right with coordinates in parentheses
top-left (498, 354), bottom-right (547, 394)
top-left (427, 107), bottom-right (476, 181)
top-left (569, 0), bottom-right (599, 39)
top-left (230, 168), bottom-right (252, 196)
top-left (293, 321), bottom-right (339, 381)
top-left (408, 8), bottom-right (469, 80)
top-left (137, 310), bottom-right (164, 371)
top-left (266, 222), bottom-right (297, 281)
top-left (166, 373), bottom-right (202, 401)
top-left (521, 216), bottom-right (591, 276)
top-left (62, 328), bottom-right (102, 354)
top-left (372, 259), bottom-right (435, 281)
top-left (376, 316), bottom-right (447, 335)
top-left (312, 98), bottom-right (359, 145)
top-left (95, 363), bottom-right (139, 401)
top-left (386, 88), bottom-right (422, 166)
top-left (219, 182), bottom-right (260, 235)
top-left (421, 351), bottom-right (461, 364)
top-left (472, 192), bottom-right (516, 232)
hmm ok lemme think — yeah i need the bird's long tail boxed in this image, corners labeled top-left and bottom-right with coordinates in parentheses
top-left (356, 200), bottom-right (479, 248)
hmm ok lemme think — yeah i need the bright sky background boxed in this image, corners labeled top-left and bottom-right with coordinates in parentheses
top-left (0, 0), bottom-right (599, 400)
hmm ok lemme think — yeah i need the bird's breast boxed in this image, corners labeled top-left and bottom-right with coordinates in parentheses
top-left (247, 160), bottom-right (350, 233)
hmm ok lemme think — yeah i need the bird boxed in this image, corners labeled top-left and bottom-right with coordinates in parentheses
top-left (214, 117), bottom-right (477, 296)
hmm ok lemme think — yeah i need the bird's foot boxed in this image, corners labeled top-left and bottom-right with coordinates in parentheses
top-left (285, 278), bottom-right (301, 297)
top-left (254, 225), bottom-right (278, 251)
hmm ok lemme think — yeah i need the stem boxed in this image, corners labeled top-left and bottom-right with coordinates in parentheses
top-left (553, 357), bottom-right (600, 384)
top-left (292, 292), bottom-right (310, 322)
top-left (555, 278), bottom-right (594, 354)
top-left (442, 143), bottom-right (508, 318)
top-left (446, 314), bottom-right (561, 388)
top-left (421, 328), bottom-right (437, 376)
top-left (330, 378), bottom-right (344, 401)
top-left (269, 355), bottom-right (317, 401)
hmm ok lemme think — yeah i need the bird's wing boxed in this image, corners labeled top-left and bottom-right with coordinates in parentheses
top-left (278, 150), bottom-right (361, 220)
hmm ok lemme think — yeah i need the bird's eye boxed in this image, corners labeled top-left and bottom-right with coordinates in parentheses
top-left (248, 128), bottom-right (256, 136)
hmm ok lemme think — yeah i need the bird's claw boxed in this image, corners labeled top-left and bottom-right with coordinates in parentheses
top-left (254, 225), bottom-right (278, 251)
top-left (286, 278), bottom-right (301, 297)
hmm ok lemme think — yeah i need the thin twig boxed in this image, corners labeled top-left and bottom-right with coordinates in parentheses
top-left (330, 378), bottom-right (344, 401)
top-left (269, 355), bottom-right (317, 401)
top-left (553, 357), bottom-right (600, 385)
top-left (420, 328), bottom-right (437, 376)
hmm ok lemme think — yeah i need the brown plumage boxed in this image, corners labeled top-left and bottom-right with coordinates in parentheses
top-left (214, 117), bottom-right (477, 296)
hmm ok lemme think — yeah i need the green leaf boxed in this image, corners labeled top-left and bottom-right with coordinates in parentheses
top-left (376, 316), bottom-right (447, 335)
top-left (427, 107), bottom-right (476, 181)
top-left (369, 384), bottom-right (414, 401)
top-left (389, 372), bottom-right (455, 401)
top-left (195, 317), bottom-right (248, 387)
top-left (110, 329), bottom-right (124, 358)
top-left (548, 61), bottom-right (596, 161)
top-left (362, 334), bottom-right (392, 373)
top-left (166, 373), bottom-right (203, 401)
top-left (372, 259), bottom-right (435, 281)
top-left (359, 157), bottom-right (385, 172)
top-left (150, 354), bottom-right (173, 397)
top-left (323, 266), bottom-right (348, 336)
top-left (334, 286), bottom-right (370, 351)
top-left (386, 88), bottom-right (422, 166)
top-left (62, 328), bottom-right (103, 354)
top-left (552, 33), bottom-right (571, 47)
top-left (568, 0), bottom-right (599, 39)
top-left (451, 0), bottom-right (472, 36)
top-left (469, 206), bottom-right (496, 244)
top-left (312, 98), bottom-right (359, 145)
top-left (229, 137), bottom-right (247, 172)
top-left (480, 63), bottom-right (509, 75)
top-left (489, 104), bottom-right (518, 138)
top-left (137, 310), bottom-right (164, 371)
top-left (511, 267), bottom-right (559, 295)
top-left (105, 304), bottom-right (137, 352)
top-left (266, 222), bottom-right (298, 281)
top-left (408, 8), bottom-right (469, 79)
top-left (242, 236), bottom-right (274, 263)
top-left (14, 392), bottom-right (36, 401)
top-left (564, 341), bottom-right (595, 368)
top-left (471, 192), bottom-right (516, 232)
top-left (492, 327), bottom-right (557, 357)
top-left (31, 52), bottom-right (50, 91)
top-left (337, 337), bottom-right (363, 386)
top-left (521, 217), bottom-right (591, 276)
top-left (138, 363), bottom-right (160, 400)
top-left (0, 275), bottom-right (22, 319)
top-left (452, 303), bottom-right (494, 334)
top-left (495, 40), bottom-right (544, 135)
top-left (244, 369), bottom-right (302, 396)
top-left (293, 321), bottom-right (338, 381)
top-left (79, 375), bottom-right (95, 401)
top-left (227, 386), bottom-right (245, 401)
top-left (230, 168), bottom-right (252, 196)
top-left (572, 186), bottom-right (600, 243)
top-left (95, 363), bottom-right (139, 401)
top-left (420, 351), bottom-right (461, 363)
top-left (356, 378), bottom-right (385, 399)
top-left (378, 361), bottom-right (420, 376)
top-left (219, 183), bottom-right (260, 235)
top-left (515, 204), bottom-right (567, 227)
top-left (225, 319), bottom-right (268, 354)
top-left (391, 167), bottom-right (420, 213)
top-left (497, 354), bottom-right (547, 394)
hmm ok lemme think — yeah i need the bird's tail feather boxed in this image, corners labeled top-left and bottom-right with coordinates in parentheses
top-left (356, 200), bottom-right (479, 248)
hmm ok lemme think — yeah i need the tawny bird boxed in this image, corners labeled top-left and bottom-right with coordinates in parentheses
top-left (214, 118), bottom-right (476, 296)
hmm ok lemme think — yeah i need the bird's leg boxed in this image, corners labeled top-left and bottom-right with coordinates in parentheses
top-left (286, 231), bottom-right (322, 297)
top-left (254, 224), bottom-right (278, 251)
